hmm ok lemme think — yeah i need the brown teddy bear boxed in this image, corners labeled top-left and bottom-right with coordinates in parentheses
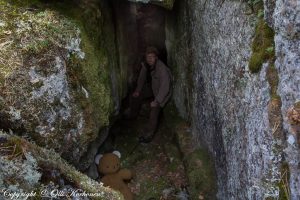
top-left (95, 151), bottom-right (134, 200)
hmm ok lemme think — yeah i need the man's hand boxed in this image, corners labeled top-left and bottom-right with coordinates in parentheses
top-left (132, 91), bottom-right (140, 97)
top-left (150, 101), bottom-right (159, 107)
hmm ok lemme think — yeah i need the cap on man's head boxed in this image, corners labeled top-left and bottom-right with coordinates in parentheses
top-left (145, 46), bottom-right (159, 56)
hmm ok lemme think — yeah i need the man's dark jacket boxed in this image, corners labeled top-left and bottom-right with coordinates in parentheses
top-left (136, 59), bottom-right (172, 107)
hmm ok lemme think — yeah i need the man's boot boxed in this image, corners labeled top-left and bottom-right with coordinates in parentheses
top-left (138, 106), bottom-right (161, 143)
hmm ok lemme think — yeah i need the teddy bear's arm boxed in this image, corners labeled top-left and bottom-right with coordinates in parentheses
top-left (118, 169), bottom-right (133, 180)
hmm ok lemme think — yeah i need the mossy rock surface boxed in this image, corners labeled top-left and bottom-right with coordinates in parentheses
top-left (185, 148), bottom-right (217, 200)
top-left (164, 113), bottom-right (217, 200)
top-left (0, 131), bottom-right (124, 200)
top-left (0, 0), bottom-right (123, 168)
top-left (249, 51), bottom-right (265, 73)
top-left (249, 18), bottom-right (275, 73)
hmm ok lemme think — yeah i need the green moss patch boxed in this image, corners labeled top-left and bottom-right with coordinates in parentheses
top-left (74, 29), bottom-right (113, 128)
top-left (163, 111), bottom-right (217, 199)
top-left (185, 148), bottom-right (216, 200)
top-left (249, 18), bottom-right (275, 73)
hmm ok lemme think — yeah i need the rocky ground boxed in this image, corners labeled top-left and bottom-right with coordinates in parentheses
top-left (102, 104), bottom-right (190, 200)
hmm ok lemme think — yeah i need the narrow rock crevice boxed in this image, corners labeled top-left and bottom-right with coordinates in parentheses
top-left (0, 0), bottom-right (299, 199)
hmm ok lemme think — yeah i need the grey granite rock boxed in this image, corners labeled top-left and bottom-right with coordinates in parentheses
top-left (167, 0), bottom-right (299, 198)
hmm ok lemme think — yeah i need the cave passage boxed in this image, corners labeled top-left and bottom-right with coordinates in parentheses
top-left (111, 0), bottom-right (168, 92)
top-left (96, 1), bottom-right (191, 199)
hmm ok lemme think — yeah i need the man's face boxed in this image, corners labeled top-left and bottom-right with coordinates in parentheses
top-left (146, 53), bottom-right (157, 67)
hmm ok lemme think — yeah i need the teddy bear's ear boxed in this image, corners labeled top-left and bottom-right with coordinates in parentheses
top-left (94, 154), bottom-right (103, 165)
top-left (112, 150), bottom-right (121, 158)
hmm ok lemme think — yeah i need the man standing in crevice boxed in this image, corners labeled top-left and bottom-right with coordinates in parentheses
top-left (124, 46), bottom-right (172, 143)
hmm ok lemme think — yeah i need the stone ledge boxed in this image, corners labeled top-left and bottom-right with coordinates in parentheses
top-left (127, 0), bottom-right (175, 9)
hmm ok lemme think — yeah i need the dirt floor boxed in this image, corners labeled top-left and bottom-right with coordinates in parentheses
top-left (103, 106), bottom-right (189, 200)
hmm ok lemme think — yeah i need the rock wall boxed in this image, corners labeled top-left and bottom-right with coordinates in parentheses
top-left (267, 0), bottom-right (300, 198)
top-left (167, 0), bottom-right (299, 199)
top-left (111, 0), bottom-right (139, 93)
top-left (0, 0), bottom-right (125, 169)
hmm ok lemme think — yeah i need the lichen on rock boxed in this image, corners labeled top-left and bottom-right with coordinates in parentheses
top-left (271, 0), bottom-right (300, 197)
top-left (0, 0), bottom-right (121, 169)
top-left (0, 1), bottom-right (88, 161)
top-left (165, 0), bottom-right (294, 198)
top-left (0, 131), bottom-right (124, 200)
